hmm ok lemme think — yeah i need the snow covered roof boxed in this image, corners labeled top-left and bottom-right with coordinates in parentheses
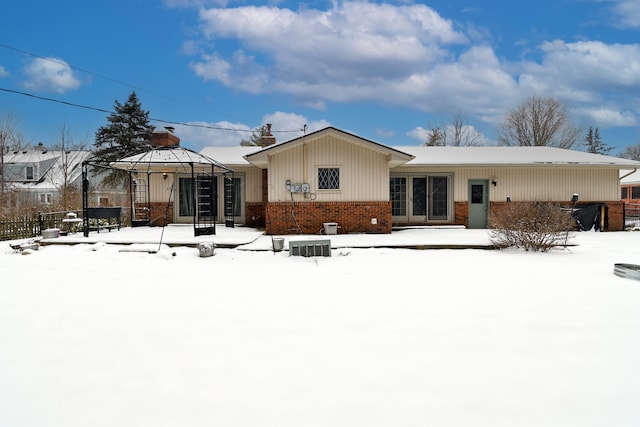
top-left (395, 146), bottom-right (640, 168)
top-left (200, 143), bottom-right (640, 170)
top-left (3, 149), bottom-right (92, 190)
top-left (110, 146), bottom-right (233, 173)
top-left (199, 146), bottom-right (260, 166)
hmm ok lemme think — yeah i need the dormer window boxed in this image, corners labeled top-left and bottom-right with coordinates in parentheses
top-left (25, 166), bottom-right (35, 180)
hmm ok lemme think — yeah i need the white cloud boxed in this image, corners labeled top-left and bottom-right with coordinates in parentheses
top-left (611, 0), bottom-right (640, 28)
top-left (406, 126), bottom-right (430, 143)
top-left (187, 1), bottom-right (640, 133)
top-left (168, 113), bottom-right (331, 149)
top-left (515, 40), bottom-right (640, 127)
top-left (261, 112), bottom-right (331, 143)
top-left (573, 107), bottom-right (637, 127)
top-left (170, 121), bottom-right (252, 150)
top-left (22, 57), bottom-right (82, 94)
top-left (0, 66), bottom-right (9, 78)
top-left (192, 2), bottom-right (468, 98)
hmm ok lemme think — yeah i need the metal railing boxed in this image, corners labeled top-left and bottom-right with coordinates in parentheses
top-left (624, 203), bottom-right (640, 229)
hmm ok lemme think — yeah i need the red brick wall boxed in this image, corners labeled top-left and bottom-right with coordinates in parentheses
top-left (265, 201), bottom-right (392, 234)
top-left (454, 202), bottom-right (468, 227)
top-left (149, 202), bottom-right (173, 226)
top-left (246, 202), bottom-right (266, 228)
top-left (608, 201), bottom-right (624, 231)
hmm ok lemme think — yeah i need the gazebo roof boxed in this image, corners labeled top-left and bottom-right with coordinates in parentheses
top-left (110, 146), bottom-right (233, 174)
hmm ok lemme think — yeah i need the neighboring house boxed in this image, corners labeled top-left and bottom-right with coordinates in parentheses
top-left (2, 143), bottom-right (92, 209)
top-left (118, 127), bottom-right (640, 233)
top-left (620, 169), bottom-right (640, 205)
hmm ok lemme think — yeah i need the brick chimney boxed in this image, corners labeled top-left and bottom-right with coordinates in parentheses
top-left (150, 126), bottom-right (180, 148)
top-left (260, 123), bottom-right (276, 147)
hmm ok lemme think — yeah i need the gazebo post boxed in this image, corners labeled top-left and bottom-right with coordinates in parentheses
top-left (191, 162), bottom-right (196, 237)
top-left (82, 162), bottom-right (89, 237)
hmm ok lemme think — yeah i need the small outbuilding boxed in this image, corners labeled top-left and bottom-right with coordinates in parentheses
top-left (84, 127), bottom-right (235, 237)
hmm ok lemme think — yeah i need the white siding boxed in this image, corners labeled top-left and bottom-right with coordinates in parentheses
top-left (236, 166), bottom-right (262, 203)
top-left (269, 134), bottom-right (390, 202)
top-left (396, 166), bottom-right (620, 202)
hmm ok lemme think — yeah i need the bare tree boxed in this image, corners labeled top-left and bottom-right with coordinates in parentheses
top-left (619, 143), bottom-right (640, 161)
top-left (422, 112), bottom-right (484, 146)
top-left (496, 96), bottom-right (581, 149)
top-left (0, 113), bottom-right (27, 212)
top-left (50, 122), bottom-right (89, 210)
top-left (449, 111), bottom-right (483, 146)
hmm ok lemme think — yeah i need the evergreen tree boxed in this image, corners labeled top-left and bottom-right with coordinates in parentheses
top-left (240, 125), bottom-right (273, 147)
top-left (93, 91), bottom-right (155, 164)
top-left (584, 126), bottom-right (613, 155)
top-left (423, 127), bottom-right (446, 146)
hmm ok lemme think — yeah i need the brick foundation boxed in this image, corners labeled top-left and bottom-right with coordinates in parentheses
top-left (265, 201), bottom-right (392, 235)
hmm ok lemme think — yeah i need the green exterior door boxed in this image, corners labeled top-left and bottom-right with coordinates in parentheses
top-left (468, 179), bottom-right (489, 229)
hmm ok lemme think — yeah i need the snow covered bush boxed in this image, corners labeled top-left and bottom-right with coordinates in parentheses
top-left (489, 202), bottom-right (576, 251)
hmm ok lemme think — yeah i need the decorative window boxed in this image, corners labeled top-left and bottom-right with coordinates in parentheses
top-left (318, 167), bottom-right (340, 190)
top-left (26, 166), bottom-right (35, 180)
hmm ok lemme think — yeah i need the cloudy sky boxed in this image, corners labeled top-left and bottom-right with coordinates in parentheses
top-left (1, 0), bottom-right (640, 152)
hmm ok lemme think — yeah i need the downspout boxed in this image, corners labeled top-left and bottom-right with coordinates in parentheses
top-left (619, 168), bottom-right (637, 181)
top-left (303, 141), bottom-right (308, 197)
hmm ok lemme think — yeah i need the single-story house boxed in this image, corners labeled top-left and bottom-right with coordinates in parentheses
top-left (120, 126), bottom-right (640, 233)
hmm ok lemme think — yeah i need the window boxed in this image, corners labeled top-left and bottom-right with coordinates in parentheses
top-left (26, 166), bottom-right (35, 180)
top-left (429, 176), bottom-right (449, 219)
top-left (622, 187), bottom-right (628, 199)
top-left (39, 193), bottom-right (52, 204)
top-left (390, 174), bottom-right (452, 221)
top-left (389, 177), bottom-right (407, 216)
top-left (318, 167), bottom-right (340, 190)
top-left (633, 186), bottom-right (640, 200)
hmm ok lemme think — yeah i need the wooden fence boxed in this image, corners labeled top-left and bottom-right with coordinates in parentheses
top-left (0, 209), bottom-right (130, 241)
top-left (0, 216), bottom-right (41, 241)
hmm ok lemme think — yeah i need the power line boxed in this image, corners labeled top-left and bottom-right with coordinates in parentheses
top-left (0, 87), bottom-right (304, 134)
top-left (0, 42), bottom-right (181, 103)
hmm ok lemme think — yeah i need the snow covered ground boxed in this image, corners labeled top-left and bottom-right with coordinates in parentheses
top-left (1, 228), bottom-right (640, 427)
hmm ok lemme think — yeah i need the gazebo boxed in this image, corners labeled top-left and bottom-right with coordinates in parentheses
top-left (82, 128), bottom-right (234, 237)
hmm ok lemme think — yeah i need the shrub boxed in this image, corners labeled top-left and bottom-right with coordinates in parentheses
top-left (489, 202), bottom-right (576, 252)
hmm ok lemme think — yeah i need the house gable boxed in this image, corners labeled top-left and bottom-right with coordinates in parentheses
top-left (246, 127), bottom-right (413, 203)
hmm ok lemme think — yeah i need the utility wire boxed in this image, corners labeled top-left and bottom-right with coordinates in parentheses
top-left (0, 87), bottom-right (304, 134)
top-left (0, 43), bottom-right (181, 103)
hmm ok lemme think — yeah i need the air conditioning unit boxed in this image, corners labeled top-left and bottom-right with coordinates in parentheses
top-left (289, 239), bottom-right (331, 257)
